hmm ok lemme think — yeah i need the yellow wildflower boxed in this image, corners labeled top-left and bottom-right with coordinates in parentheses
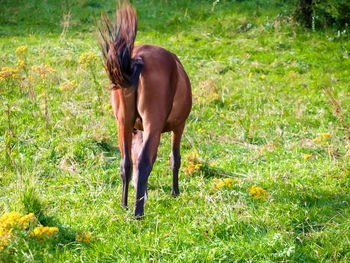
top-left (15, 46), bottom-right (27, 57)
top-left (212, 178), bottom-right (235, 191)
top-left (0, 67), bottom-right (19, 82)
top-left (212, 92), bottom-right (220, 99)
top-left (194, 163), bottom-right (203, 169)
top-left (32, 64), bottom-right (56, 79)
top-left (0, 229), bottom-right (11, 250)
top-left (104, 104), bottom-right (112, 109)
top-left (224, 178), bottom-right (232, 185)
top-left (249, 72), bottom-right (252, 79)
top-left (313, 136), bottom-right (322, 143)
top-left (76, 232), bottom-right (92, 244)
top-left (304, 154), bottom-right (312, 161)
top-left (16, 59), bottom-right (25, 69)
top-left (76, 234), bottom-right (83, 242)
top-left (83, 233), bottom-right (92, 244)
top-left (78, 52), bottom-right (98, 68)
top-left (261, 74), bottom-right (266, 79)
top-left (10, 152), bottom-right (16, 156)
top-left (247, 185), bottom-right (268, 199)
top-left (0, 212), bottom-right (37, 250)
top-left (210, 161), bottom-right (216, 167)
top-left (217, 182), bottom-right (225, 188)
top-left (313, 133), bottom-right (331, 143)
top-left (31, 225), bottom-right (59, 241)
top-left (320, 133), bottom-right (331, 138)
top-left (183, 151), bottom-right (203, 175)
top-left (59, 80), bottom-right (77, 91)
top-left (224, 178), bottom-right (234, 188)
top-left (0, 212), bottom-right (21, 229)
top-left (17, 213), bottom-right (35, 228)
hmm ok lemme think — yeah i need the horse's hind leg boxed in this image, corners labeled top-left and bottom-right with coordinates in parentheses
top-left (118, 125), bottom-right (133, 209)
top-left (170, 122), bottom-right (185, 196)
top-left (134, 130), bottom-right (161, 217)
top-left (131, 129), bottom-right (143, 188)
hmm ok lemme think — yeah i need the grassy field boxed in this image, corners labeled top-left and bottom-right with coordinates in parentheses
top-left (1, 0), bottom-right (350, 262)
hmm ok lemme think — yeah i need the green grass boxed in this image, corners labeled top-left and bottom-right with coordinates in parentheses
top-left (1, 0), bottom-right (350, 262)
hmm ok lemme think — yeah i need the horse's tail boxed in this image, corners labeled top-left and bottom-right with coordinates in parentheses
top-left (97, 2), bottom-right (143, 89)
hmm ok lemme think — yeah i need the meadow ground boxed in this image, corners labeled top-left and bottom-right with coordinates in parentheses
top-left (0, 0), bottom-right (350, 262)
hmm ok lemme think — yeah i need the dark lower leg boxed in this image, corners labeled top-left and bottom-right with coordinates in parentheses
top-left (170, 125), bottom-right (184, 196)
top-left (121, 155), bottom-right (132, 208)
top-left (134, 133), bottom-right (160, 217)
top-left (170, 147), bottom-right (180, 196)
top-left (134, 156), bottom-right (153, 217)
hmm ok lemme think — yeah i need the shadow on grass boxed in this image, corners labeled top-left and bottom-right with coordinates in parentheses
top-left (38, 213), bottom-right (77, 245)
top-left (21, 185), bottom-right (79, 248)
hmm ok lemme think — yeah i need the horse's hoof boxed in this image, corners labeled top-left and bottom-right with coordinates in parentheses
top-left (171, 191), bottom-right (180, 197)
top-left (120, 204), bottom-right (128, 210)
top-left (133, 214), bottom-right (144, 220)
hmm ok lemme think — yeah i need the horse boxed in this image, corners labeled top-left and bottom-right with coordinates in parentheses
top-left (97, 2), bottom-right (192, 217)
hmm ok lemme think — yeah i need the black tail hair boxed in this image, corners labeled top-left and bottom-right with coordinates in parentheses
top-left (97, 1), bottom-right (143, 89)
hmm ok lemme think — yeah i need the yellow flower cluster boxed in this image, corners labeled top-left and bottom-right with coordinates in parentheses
top-left (15, 46), bottom-right (28, 57)
top-left (211, 91), bottom-right (220, 100)
top-left (210, 161), bottom-right (216, 167)
top-left (59, 80), bottom-right (77, 91)
top-left (31, 225), bottom-right (59, 241)
top-left (104, 104), bottom-right (112, 109)
top-left (313, 133), bottom-right (332, 143)
top-left (76, 232), bottom-right (92, 244)
top-left (183, 151), bottom-right (203, 175)
top-left (0, 67), bottom-right (19, 82)
top-left (32, 64), bottom-right (56, 79)
top-left (16, 59), bottom-right (26, 69)
top-left (247, 185), bottom-right (268, 199)
top-left (78, 52), bottom-right (98, 68)
top-left (212, 177), bottom-right (236, 190)
top-left (304, 154), bottom-right (312, 161)
top-left (0, 212), bottom-right (35, 250)
top-left (104, 104), bottom-right (114, 114)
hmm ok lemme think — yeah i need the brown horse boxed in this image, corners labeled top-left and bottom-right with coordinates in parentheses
top-left (97, 2), bottom-right (192, 217)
